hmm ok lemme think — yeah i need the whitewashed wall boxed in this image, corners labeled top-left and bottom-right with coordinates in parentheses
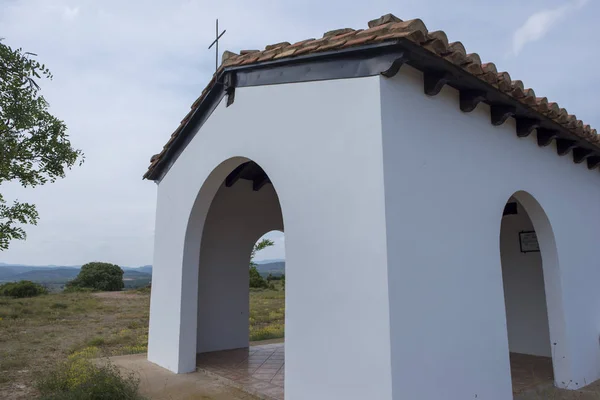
top-left (501, 201), bottom-right (551, 357)
top-left (148, 77), bottom-right (393, 400)
top-left (380, 66), bottom-right (600, 399)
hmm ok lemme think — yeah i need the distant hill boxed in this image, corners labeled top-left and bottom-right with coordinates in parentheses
top-left (0, 263), bottom-right (153, 288)
top-left (9, 268), bottom-right (80, 283)
top-left (255, 259), bottom-right (284, 265)
top-left (255, 261), bottom-right (285, 277)
top-left (0, 267), bottom-right (16, 280)
top-left (122, 265), bottom-right (152, 275)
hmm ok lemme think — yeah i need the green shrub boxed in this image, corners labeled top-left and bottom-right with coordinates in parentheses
top-left (0, 280), bottom-right (47, 298)
top-left (249, 266), bottom-right (268, 289)
top-left (66, 262), bottom-right (124, 292)
top-left (37, 358), bottom-right (146, 400)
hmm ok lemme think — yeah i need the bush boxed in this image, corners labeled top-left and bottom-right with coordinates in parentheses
top-left (249, 266), bottom-right (268, 289)
top-left (37, 357), bottom-right (146, 400)
top-left (0, 280), bottom-right (47, 298)
top-left (66, 262), bottom-right (124, 292)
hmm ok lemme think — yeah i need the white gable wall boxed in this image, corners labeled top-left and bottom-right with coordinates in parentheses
top-left (148, 76), bottom-right (393, 400)
top-left (380, 65), bottom-right (600, 399)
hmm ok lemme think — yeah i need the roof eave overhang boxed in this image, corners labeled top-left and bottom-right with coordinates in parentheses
top-left (145, 39), bottom-right (600, 181)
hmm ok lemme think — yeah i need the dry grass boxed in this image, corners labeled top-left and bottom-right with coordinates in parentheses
top-left (5, 286), bottom-right (600, 400)
top-left (249, 284), bottom-right (284, 341)
top-left (0, 286), bottom-right (284, 399)
top-left (0, 291), bottom-right (149, 399)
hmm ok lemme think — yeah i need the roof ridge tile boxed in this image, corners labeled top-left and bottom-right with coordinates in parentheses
top-left (368, 13), bottom-right (403, 28)
top-left (323, 28), bottom-right (355, 38)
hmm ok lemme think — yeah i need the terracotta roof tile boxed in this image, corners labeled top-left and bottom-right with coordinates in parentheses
top-left (323, 28), bottom-right (355, 38)
top-left (265, 42), bottom-right (291, 51)
top-left (317, 39), bottom-right (348, 52)
top-left (273, 48), bottom-right (297, 59)
top-left (424, 37), bottom-right (448, 55)
top-left (144, 13), bottom-right (599, 179)
top-left (443, 43), bottom-right (467, 64)
top-left (344, 34), bottom-right (377, 47)
top-left (480, 63), bottom-right (498, 85)
top-left (448, 41), bottom-right (467, 55)
top-left (289, 38), bottom-right (316, 48)
top-left (361, 22), bottom-right (393, 36)
top-left (293, 44), bottom-right (321, 56)
top-left (496, 72), bottom-right (512, 92)
top-left (368, 13), bottom-right (402, 28)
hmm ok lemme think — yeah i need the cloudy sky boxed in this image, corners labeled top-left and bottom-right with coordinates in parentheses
top-left (0, 0), bottom-right (598, 267)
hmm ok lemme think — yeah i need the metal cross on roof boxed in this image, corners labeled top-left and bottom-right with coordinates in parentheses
top-left (208, 19), bottom-right (226, 72)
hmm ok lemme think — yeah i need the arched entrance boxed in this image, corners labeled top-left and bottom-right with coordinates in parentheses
top-left (181, 158), bottom-right (285, 398)
top-left (192, 159), bottom-right (284, 353)
top-left (499, 191), bottom-right (569, 393)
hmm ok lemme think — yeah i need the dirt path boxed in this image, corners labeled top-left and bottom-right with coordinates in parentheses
top-left (109, 354), bottom-right (258, 400)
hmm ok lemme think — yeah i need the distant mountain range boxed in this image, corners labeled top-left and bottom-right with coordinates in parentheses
top-left (255, 260), bottom-right (285, 277)
top-left (0, 263), bottom-right (153, 286)
top-left (0, 260), bottom-right (285, 283)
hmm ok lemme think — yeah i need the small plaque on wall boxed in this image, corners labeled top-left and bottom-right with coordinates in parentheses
top-left (519, 231), bottom-right (540, 253)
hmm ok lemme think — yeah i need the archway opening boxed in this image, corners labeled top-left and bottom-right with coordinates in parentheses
top-left (250, 230), bottom-right (285, 343)
top-left (500, 194), bottom-right (556, 395)
top-left (194, 160), bottom-right (285, 399)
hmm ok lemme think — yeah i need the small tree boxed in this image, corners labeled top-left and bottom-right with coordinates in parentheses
top-left (67, 262), bottom-right (124, 292)
top-left (249, 238), bottom-right (274, 289)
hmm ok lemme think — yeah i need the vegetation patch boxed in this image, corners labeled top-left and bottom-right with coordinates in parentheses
top-left (249, 284), bottom-right (285, 341)
top-left (0, 280), bottom-right (47, 298)
top-left (250, 323), bottom-right (284, 341)
top-left (0, 281), bottom-right (286, 398)
top-left (0, 291), bottom-right (147, 399)
top-left (37, 355), bottom-right (146, 400)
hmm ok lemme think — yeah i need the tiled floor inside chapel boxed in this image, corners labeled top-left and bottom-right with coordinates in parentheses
top-left (196, 343), bottom-right (285, 400)
top-left (196, 343), bottom-right (553, 399)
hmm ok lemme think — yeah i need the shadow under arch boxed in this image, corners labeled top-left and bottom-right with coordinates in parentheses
top-left (500, 190), bottom-right (571, 389)
top-left (178, 156), bottom-right (285, 370)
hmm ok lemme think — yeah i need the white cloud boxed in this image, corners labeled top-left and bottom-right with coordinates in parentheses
top-left (512, 0), bottom-right (589, 55)
top-left (63, 6), bottom-right (79, 21)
